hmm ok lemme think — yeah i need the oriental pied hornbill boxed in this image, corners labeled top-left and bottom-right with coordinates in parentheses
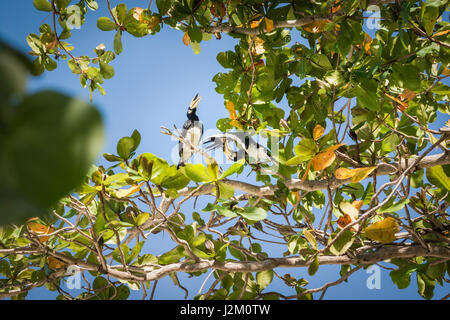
top-left (177, 93), bottom-right (203, 169)
top-left (203, 132), bottom-right (273, 164)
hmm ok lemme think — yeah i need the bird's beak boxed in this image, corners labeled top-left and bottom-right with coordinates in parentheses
top-left (189, 93), bottom-right (202, 109)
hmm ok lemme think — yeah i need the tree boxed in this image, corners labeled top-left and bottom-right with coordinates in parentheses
top-left (0, 0), bottom-right (449, 300)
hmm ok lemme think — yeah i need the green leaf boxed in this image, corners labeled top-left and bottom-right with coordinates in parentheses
top-left (117, 137), bottom-right (135, 160)
top-left (156, 0), bottom-right (172, 15)
top-left (381, 134), bottom-right (400, 153)
top-left (422, 5), bottom-right (439, 36)
top-left (183, 163), bottom-right (213, 182)
top-left (33, 0), bottom-right (52, 12)
top-left (378, 198), bottom-right (409, 213)
top-left (219, 159), bottom-right (245, 180)
top-left (426, 165), bottom-right (450, 190)
top-left (99, 61), bottom-right (114, 79)
top-left (103, 153), bottom-right (122, 162)
top-left (328, 230), bottom-right (355, 256)
top-left (294, 138), bottom-right (317, 160)
top-left (85, 0), bottom-right (98, 11)
top-left (307, 256), bottom-right (319, 276)
top-left (390, 267), bottom-right (414, 289)
top-left (354, 79), bottom-right (379, 111)
top-left (114, 31), bottom-right (123, 55)
top-left (0, 91), bottom-right (103, 225)
top-left (256, 270), bottom-right (273, 291)
top-left (239, 207), bottom-right (267, 221)
top-left (310, 54), bottom-right (332, 70)
top-left (158, 246), bottom-right (185, 265)
top-left (190, 41), bottom-right (201, 55)
top-left (97, 17), bottom-right (116, 31)
top-left (417, 272), bottom-right (435, 300)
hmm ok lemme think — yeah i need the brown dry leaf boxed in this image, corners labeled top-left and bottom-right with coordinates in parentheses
top-left (303, 19), bottom-right (331, 33)
top-left (352, 200), bottom-right (364, 211)
top-left (312, 150), bottom-right (336, 171)
top-left (182, 32), bottom-right (190, 46)
top-left (432, 29), bottom-right (450, 37)
top-left (337, 214), bottom-right (352, 229)
top-left (350, 166), bottom-right (376, 183)
top-left (363, 217), bottom-right (399, 244)
top-left (250, 18), bottom-right (262, 29)
top-left (399, 90), bottom-right (416, 102)
top-left (116, 182), bottom-right (144, 198)
top-left (48, 256), bottom-right (66, 270)
top-left (265, 18), bottom-right (274, 32)
top-left (385, 92), bottom-right (409, 112)
top-left (313, 124), bottom-right (325, 141)
top-left (254, 59), bottom-right (265, 68)
top-left (27, 219), bottom-right (55, 243)
top-left (334, 167), bottom-right (356, 180)
top-left (211, 2), bottom-right (226, 18)
top-left (252, 36), bottom-right (265, 55)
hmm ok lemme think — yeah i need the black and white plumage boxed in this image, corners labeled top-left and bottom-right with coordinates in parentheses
top-left (177, 93), bottom-right (203, 169)
top-left (203, 132), bottom-right (273, 164)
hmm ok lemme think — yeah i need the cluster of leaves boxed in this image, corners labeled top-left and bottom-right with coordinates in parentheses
top-left (1, 0), bottom-right (449, 300)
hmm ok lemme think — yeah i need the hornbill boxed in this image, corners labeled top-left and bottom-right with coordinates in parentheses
top-left (177, 93), bottom-right (203, 169)
top-left (203, 132), bottom-right (273, 164)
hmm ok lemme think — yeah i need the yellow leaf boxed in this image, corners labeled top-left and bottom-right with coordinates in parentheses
top-left (350, 166), bottom-right (376, 183)
top-left (312, 150), bottom-right (336, 171)
top-left (334, 167), bottom-right (356, 180)
top-left (334, 166), bottom-right (376, 183)
top-left (48, 256), bottom-right (66, 270)
top-left (116, 183), bottom-right (144, 198)
top-left (312, 124), bottom-right (325, 141)
top-left (265, 18), bottom-right (274, 32)
top-left (363, 33), bottom-right (372, 55)
top-left (182, 32), bottom-right (190, 46)
top-left (303, 20), bottom-right (331, 33)
top-left (363, 217), bottom-right (399, 244)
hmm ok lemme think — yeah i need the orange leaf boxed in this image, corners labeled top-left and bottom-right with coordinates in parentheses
top-left (226, 101), bottom-right (238, 120)
top-left (313, 124), bottom-right (325, 141)
top-left (182, 32), bottom-right (190, 46)
top-left (443, 67), bottom-right (450, 76)
top-left (265, 18), bottom-right (274, 32)
top-left (301, 159), bottom-right (313, 182)
top-left (116, 183), bottom-right (144, 198)
top-left (312, 150), bottom-right (336, 171)
top-left (432, 29), bottom-right (450, 38)
top-left (303, 20), bottom-right (331, 33)
top-left (27, 219), bottom-right (54, 243)
top-left (352, 200), bottom-right (364, 211)
top-left (363, 34), bottom-right (372, 55)
top-left (250, 18), bottom-right (262, 29)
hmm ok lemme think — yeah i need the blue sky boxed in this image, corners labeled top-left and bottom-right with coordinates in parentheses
top-left (1, 1), bottom-right (448, 300)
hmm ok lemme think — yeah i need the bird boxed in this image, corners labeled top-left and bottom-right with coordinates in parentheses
top-left (177, 93), bottom-right (203, 169)
top-left (203, 132), bottom-right (273, 165)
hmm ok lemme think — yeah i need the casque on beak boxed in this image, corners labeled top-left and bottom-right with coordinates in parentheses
top-left (189, 93), bottom-right (202, 109)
